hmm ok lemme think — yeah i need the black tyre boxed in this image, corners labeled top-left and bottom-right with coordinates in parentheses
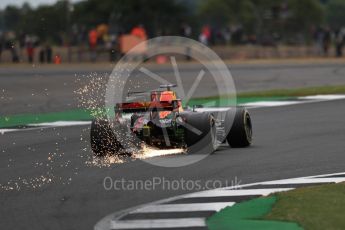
top-left (226, 108), bottom-right (252, 148)
top-left (182, 112), bottom-right (217, 154)
top-left (90, 119), bottom-right (122, 156)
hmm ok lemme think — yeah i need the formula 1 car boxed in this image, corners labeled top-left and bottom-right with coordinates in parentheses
top-left (90, 84), bottom-right (252, 156)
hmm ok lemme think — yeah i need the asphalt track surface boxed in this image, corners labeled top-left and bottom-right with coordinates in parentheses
top-left (2, 62), bottom-right (345, 115)
top-left (1, 98), bottom-right (345, 230)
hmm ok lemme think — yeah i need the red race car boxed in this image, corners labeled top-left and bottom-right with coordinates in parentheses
top-left (90, 84), bottom-right (252, 156)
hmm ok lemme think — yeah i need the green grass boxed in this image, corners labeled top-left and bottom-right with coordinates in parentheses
top-left (207, 182), bottom-right (345, 230)
top-left (187, 85), bottom-right (345, 107)
top-left (0, 109), bottom-right (92, 128)
top-left (265, 182), bottom-right (345, 230)
top-left (238, 85), bottom-right (345, 98)
top-left (196, 85), bottom-right (345, 102)
top-left (187, 96), bottom-right (293, 107)
top-left (207, 196), bottom-right (302, 230)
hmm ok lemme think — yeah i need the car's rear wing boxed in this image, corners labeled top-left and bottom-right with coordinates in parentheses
top-left (115, 100), bottom-right (181, 113)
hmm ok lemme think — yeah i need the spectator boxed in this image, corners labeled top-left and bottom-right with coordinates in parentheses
top-left (335, 27), bottom-right (345, 57)
top-left (10, 41), bottom-right (19, 63)
top-left (25, 35), bottom-right (36, 63)
top-left (180, 23), bottom-right (192, 60)
top-left (0, 40), bottom-right (2, 62)
top-left (6, 32), bottom-right (19, 62)
top-left (223, 27), bottom-right (231, 45)
top-left (39, 47), bottom-right (45, 63)
top-left (105, 34), bottom-right (118, 62)
top-left (180, 23), bottom-right (192, 38)
top-left (199, 25), bottom-right (211, 46)
top-left (45, 44), bottom-right (52, 63)
top-left (88, 29), bottom-right (98, 62)
top-left (0, 33), bottom-right (4, 62)
top-left (323, 27), bottom-right (331, 56)
top-left (313, 26), bottom-right (324, 56)
top-left (131, 24), bottom-right (147, 40)
top-left (26, 42), bottom-right (34, 63)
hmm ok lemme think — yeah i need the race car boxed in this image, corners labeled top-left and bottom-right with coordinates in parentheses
top-left (90, 84), bottom-right (252, 156)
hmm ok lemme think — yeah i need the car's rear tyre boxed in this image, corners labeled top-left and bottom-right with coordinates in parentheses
top-left (183, 112), bottom-right (217, 154)
top-left (226, 108), bottom-right (252, 148)
top-left (90, 119), bottom-right (122, 156)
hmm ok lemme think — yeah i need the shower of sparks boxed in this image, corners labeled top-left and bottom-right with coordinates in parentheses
top-left (134, 145), bottom-right (186, 159)
top-left (73, 65), bottom-right (189, 168)
top-left (85, 155), bottom-right (125, 168)
top-left (74, 72), bottom-right (109, 117)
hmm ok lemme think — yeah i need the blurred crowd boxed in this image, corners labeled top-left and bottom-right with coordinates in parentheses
top-left (0, 32), bottom-right (54, 63)
top-left (312, 26), bottom-right (345, 57)
top-left (1, 23), bottom-right (345, 64)
top-left (1, 0), bottom-right (345, 63)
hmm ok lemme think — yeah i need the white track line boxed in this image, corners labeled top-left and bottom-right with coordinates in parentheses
top-left (195, 107), bottom-right (231, 112)
top-left (303, 171), bottom-right (345, 178)
top-left (300, 95), bottom-right (345, 100)
top-left (261, 177), bottom-right (345, 185)
top-left (29, 121), bottom-right (91, 127)
top-left (131, 202), bottom-right (235, 213)
top-left (243, 94), bottom-right (345, 108)
top-left (0, 129), bottom-right (21, 134)
top-left (242, 101), bottom-right (302, 107)
top-left (221, 172), bottom-right (345, 190)
top-left (183, 188), bottom-right (293, 198)
top-left (111, 218), bottom-right (206, 229)
top-left (0, 121), bottom-right (91, 134)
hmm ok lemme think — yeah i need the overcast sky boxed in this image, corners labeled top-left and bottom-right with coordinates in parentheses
top-left (0, 0), bottom-right (81, 10)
